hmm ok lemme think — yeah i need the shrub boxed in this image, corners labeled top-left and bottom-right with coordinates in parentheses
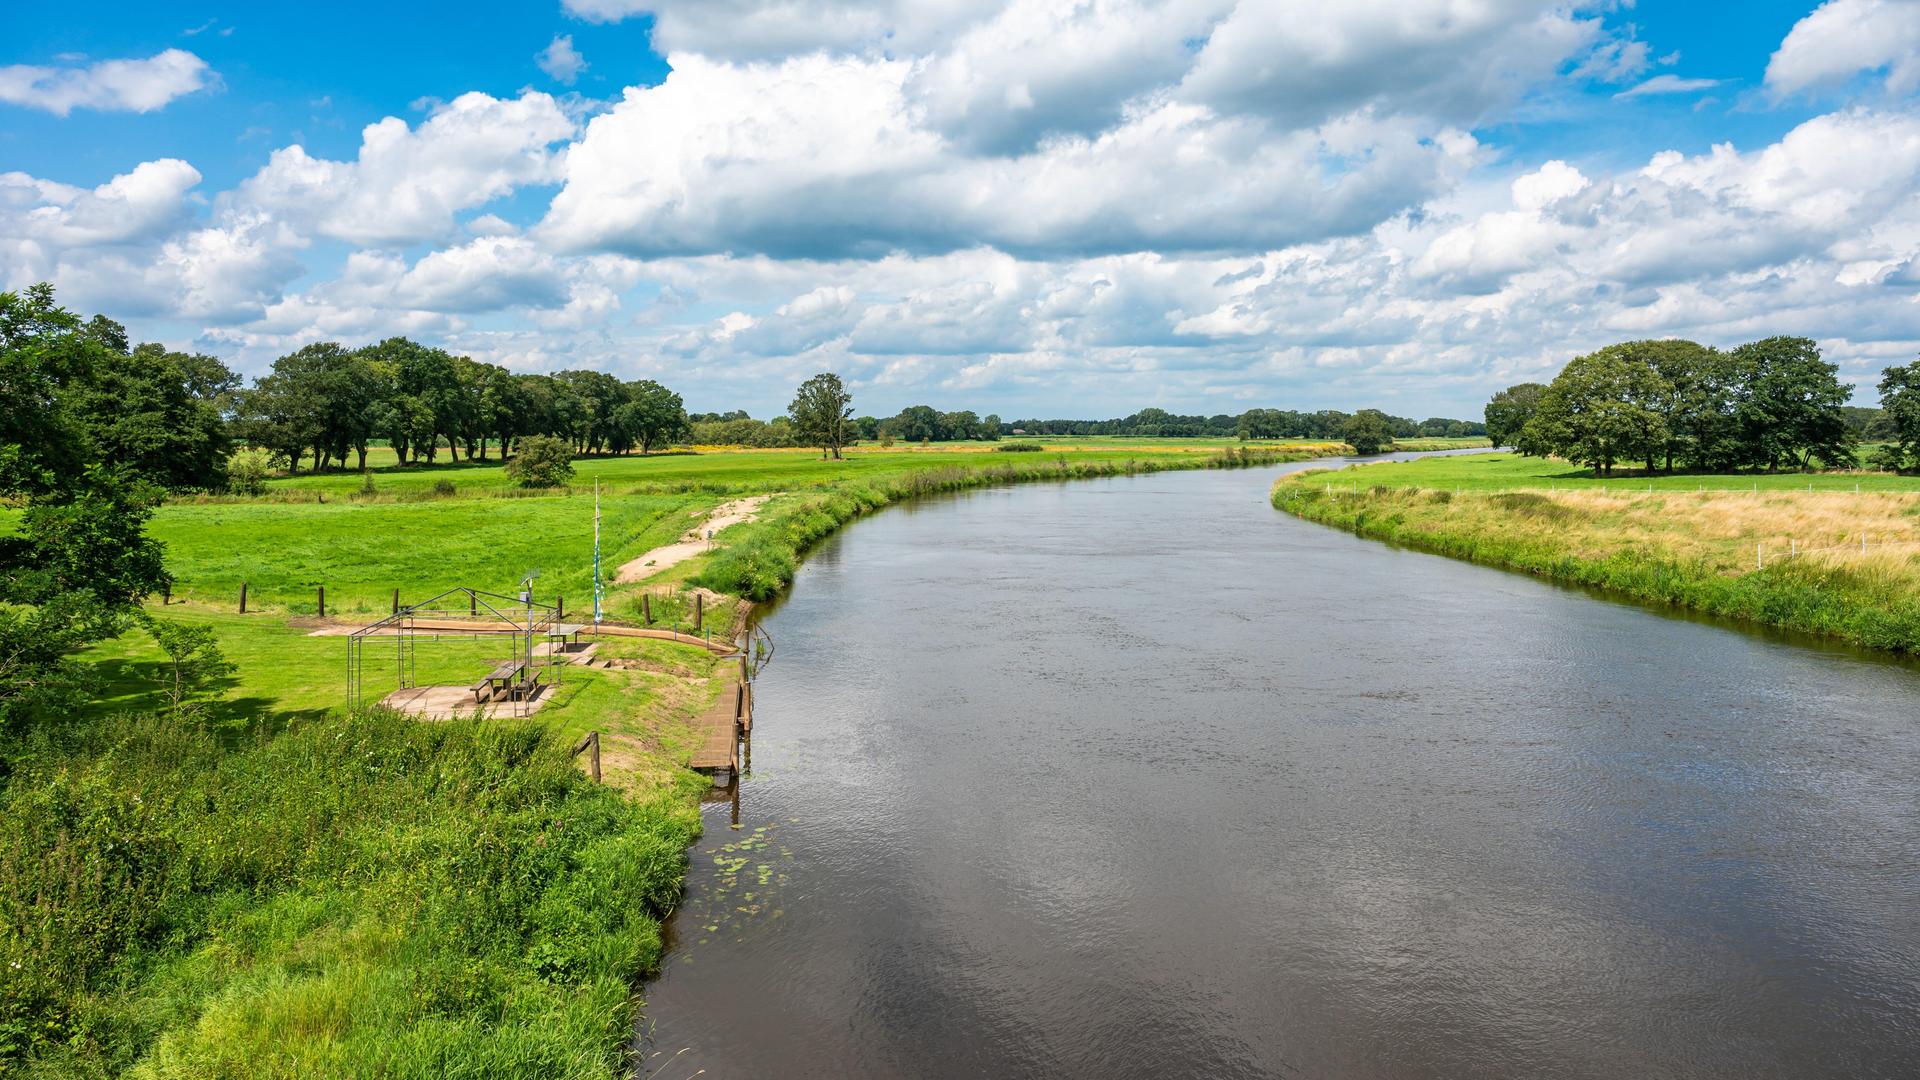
top-left (505, 436), bottom-right (574, 489)
top-left (994, 442), bottom-right (1043, 452)
top-left (224, 447), bottom-right (274, 496)
top-left (433, 478), bottom-right (457, 497)
top-left (0, 710), bottom-right (700, 1076)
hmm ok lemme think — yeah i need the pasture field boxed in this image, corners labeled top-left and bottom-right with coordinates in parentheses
top-left (1319, 451), bottom-right (1920, 492)
top-left (1274, 456), bottom-right (1920, 653)
top-left (261, 438), bottom-right (1350, 497)
top-left (39, 440), bottom-right (1388, 615)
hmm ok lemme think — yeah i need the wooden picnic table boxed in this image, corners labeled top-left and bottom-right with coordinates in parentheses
top-left (473, 661), bottom-right (526, 702)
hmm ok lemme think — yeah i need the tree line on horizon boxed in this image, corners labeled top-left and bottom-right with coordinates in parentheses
top-left (3, 281), bottom-right (1489, 497)
top-left (1483, 336), bottom-right (1920, 475)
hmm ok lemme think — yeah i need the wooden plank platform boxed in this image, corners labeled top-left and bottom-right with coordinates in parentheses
top-left (688, 670), bottom-right (752, 772)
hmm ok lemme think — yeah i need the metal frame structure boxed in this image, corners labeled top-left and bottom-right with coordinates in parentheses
top-left (347, 587), bottom-right (568, 718)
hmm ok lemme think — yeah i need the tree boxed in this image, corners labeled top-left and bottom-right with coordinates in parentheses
top-left (140, 614), bottom-right (235, 713)
top-left (1726, 336), bottom-right (1855, 471)
top-left (790, 373), bottom-right (855, 460)
top-left (62, 338), bottom-right (233, 490)
top-left (505, 434), bottom-right (574, 487)
top-left (1628, 339), bottom-right (1717, 472)
top-left (891, 404), bottom-right (940, 442)
top-left (1484, 383), bottom-right (1546, 452)
top-left (618, 380), bottom-right (689, 454)
top-left (0, 284), bottom-right (168, 735)
top-left (1524, 346), bottom-right (1668, 476)
top-left (1342, 409), bottom-right (1394, 454)
top-left (1873, 357), bottom-right (1920, 472)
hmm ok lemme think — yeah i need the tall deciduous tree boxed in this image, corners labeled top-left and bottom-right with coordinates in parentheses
top-left (1523, 345), bottom-right (1668, 476)
top-left (0, 284), bottom-right (167, 734)
top-left (1484, 383), bottom-right (1546, 452)
top-left (617, 380), bottom-right (689, 454)
top-left (790, 372), bottom-right (855, 459)
top-left (1342, 409), bottom-right (1394, 454)
top-left (1872, 357), bottom-right (1920, 472)
top-left (1726, 337), bottom-right (1855, 471)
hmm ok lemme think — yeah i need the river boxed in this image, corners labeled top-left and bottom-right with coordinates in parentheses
top-left (636, 452), bottom-right (1920, 1079)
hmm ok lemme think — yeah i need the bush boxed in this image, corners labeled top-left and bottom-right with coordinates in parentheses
top-left (994, 442), bottom-right (1043, 452)
top-left (433, 478), bottom-right (457, 497)
top-left (224, 447), bottom-right (274, 496)
top-left (0, 710), bottom-right (700, 1076)
top-left (505, 436), bottom-right (574, 489)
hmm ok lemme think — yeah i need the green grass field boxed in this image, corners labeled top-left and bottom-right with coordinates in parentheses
top-left (95, 440), bottom-right (1423, 615)
top-left (1315, 451), bottom-right (1920, 493)
top-left (1275, 455), bottom-right (1920, 654)
top-left (261, 438), bottom-right (1347, 497)
top-left (147, 493), bottom-right (707, 614)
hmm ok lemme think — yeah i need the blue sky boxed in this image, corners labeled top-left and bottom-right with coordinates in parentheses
top-left (5, 1), bottom-right (1920, 419)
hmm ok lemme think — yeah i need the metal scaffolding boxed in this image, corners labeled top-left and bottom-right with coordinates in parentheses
top-left (346, 587), bottom-right (572, 718)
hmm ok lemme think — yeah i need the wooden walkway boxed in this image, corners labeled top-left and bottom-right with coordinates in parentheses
top-left (689, 666), bottom-right (754, 773)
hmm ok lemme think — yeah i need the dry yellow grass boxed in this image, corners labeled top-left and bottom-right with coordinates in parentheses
top-left (1275, 476), bottom-right (1920, 652)
top-left (1533, 489), bottom-right (1920, 573)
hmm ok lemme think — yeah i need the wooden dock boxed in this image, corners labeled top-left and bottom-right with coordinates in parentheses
top-left (689, 664), bottom-right (753, 774)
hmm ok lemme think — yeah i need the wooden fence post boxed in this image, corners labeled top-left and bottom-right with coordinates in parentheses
top-left (470, 592), bottom-right (476, 616)
top-left (570, 731), bottom-right (601, 783)
top-left (161, 580), bottom-right (170, 605)
top-left (557, 595), bottom-right (565, 619)
top-left (238, 582), bottom-right (248, 613)
top-left (317, 585), bottom-right (325, 618)
top-left (643, 594), bottom-right (652, 625)
top-left (735, 682), bottom-right (745, 720)
top-left (695, 592), bottom-right (703, 630)
top-left (392, 588), bottom-right (400, 614)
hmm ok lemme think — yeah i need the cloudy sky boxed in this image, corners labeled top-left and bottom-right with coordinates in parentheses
top-left (6, 1), bottom-right (1920, 419)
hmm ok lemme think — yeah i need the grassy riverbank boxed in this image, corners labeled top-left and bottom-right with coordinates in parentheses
top-left (1273, 457), bottom-right (1920, 653)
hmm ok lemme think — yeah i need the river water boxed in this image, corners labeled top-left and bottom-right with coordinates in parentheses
top-left (637, 453), bottom-right (1920, 1079)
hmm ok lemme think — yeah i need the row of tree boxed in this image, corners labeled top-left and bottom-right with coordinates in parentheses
top-left (685, 404), bottom-right (1004, 447)
top-left (3, 278), bottom-right (1495, 499)
top-left (238, 341), bottom-right (690, 474)
top-left (1484, 336), bottom-right (1920, 474)
top-left (686, 404), bottom-right (1486, 448)
top-left (1234, 409), bottom-right (1483, 442)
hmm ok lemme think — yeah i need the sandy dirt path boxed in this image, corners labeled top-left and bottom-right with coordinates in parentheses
top-left (614, 495), bottom-right (772, 583)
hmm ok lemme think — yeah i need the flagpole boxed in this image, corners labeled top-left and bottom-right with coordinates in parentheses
top-left (593, 479), bottom-right (603, 627)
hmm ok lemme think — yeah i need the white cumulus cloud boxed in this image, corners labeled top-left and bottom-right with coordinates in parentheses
top-left (0, 49), bottom-right (213, 116)
top-left (537, 35), bottom-right (589, 84)
top-left (1766, 0), bottom-right (1920, 96)
top-left (233, 91), bottom-right (575, 248)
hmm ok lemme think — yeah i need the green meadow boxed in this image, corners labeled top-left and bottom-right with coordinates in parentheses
top-left (1274, 454), bottom-right (1920, 653)
top-left (1316, 450), bottom-right (1920, 493)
